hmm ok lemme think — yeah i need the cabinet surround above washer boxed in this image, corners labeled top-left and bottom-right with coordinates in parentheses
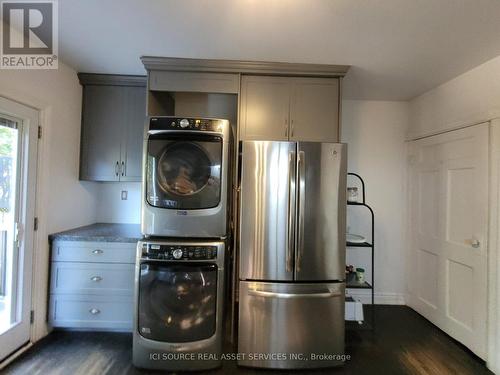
top-left (141, 56), bottom-right (349, 142)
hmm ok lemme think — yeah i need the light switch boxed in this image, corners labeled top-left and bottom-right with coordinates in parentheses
top-left (121, 190), bottom-right (128, 200)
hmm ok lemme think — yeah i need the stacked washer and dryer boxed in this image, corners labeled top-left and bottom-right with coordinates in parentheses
top-left (133, 117), bottom-right (231, 371)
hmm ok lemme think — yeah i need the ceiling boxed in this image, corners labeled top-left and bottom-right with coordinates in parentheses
top-left (59, 0), bottom-right (500, 100)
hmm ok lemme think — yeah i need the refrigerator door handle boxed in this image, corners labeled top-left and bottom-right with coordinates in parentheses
top-left (286, 150), bottom-right (296, 273)
top-left (248, 289), bottom-right (342, 299)
top-left (296, 150), bottom-right (306, 272)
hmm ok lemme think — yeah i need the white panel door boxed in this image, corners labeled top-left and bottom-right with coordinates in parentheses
top-left (407, 123), bottom-right (488, 359)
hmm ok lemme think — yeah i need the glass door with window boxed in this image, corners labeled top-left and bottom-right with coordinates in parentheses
top-left (0, 98), bottom-right (38, 362)
top-left (0, 116), bottom-right (21, 337)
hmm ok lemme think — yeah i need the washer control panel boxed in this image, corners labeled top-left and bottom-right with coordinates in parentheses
top-left (149, 117), bottom-right (225, 132)
top-left (142, 243), bottom-right (218, 260)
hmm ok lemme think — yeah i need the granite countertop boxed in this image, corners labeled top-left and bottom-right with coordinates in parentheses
top-left (49, 223), bottom-right (142, 243)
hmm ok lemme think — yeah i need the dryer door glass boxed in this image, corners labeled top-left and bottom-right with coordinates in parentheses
top-left (138, 262), bottom-right (217, 342)
top-left (146, 133), bottom-right (222, 209)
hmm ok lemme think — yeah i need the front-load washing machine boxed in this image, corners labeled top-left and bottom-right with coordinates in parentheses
top-left (133, 239), bottom-right (225, 371)
top-left (141, 117), bottom-right (231, 238)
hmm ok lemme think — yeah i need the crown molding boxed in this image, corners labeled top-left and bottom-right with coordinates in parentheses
top-left (141, 56), bottom-right (349, 77)
top-left (78, 73), bottom-right (147, 87)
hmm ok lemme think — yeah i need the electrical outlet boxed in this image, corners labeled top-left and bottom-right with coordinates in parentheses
top-left (121, 190), bottom-right (128, 200)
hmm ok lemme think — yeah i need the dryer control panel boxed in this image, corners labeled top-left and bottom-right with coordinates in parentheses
top-left (149, 117), bottom-right (225, 132)
top-left (142, 243), bottom-right (218, 260)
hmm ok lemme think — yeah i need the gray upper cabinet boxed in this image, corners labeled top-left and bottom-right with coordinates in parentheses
top-left (79, 74), bottom-right (146, 182)
top-left (240, 76), bottom-right (292, 141)
top-left (290, 77), bottom-right (339, 142)
top-left (81, 85), bottom-right (123, 181)
top-left (121, 86), bottom-right (146, 181)
top-left (240, 75), bottom-right (340, 142)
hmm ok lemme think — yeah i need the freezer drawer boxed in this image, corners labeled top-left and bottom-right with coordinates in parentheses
top-left (238, 281), bottom-right (345, 369)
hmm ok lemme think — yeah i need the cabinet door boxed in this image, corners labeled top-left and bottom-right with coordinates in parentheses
top-left (290, 78), bottom-right (339, 142)
top-left (240, 76), bottom-right (291, 141)
top-left (80, 85), bottom-right (123, 181)
top-left (120, 86), bottom-right (146, 181)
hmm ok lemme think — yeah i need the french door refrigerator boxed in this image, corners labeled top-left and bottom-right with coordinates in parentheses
top-left (238, 141), bottom-right (347, 369)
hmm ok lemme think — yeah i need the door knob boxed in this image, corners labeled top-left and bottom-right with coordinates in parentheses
top-left (89, 308), bottom-right (100, 315)
top-left (471, 239), bottom-right (480, 248)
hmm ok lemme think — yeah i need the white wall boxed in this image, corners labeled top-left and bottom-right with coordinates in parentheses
top-left (409, 55), bottom-right (500, 139)
top-left (342, 100), bottom-right (409, 304)
top-left (0, 63), bottom-right (98, 340)
top-left (95, 182), bottom-right (141, 224)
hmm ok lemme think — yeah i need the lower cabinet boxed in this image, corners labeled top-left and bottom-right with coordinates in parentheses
top-left (49, 241), bottom-right (136, 331)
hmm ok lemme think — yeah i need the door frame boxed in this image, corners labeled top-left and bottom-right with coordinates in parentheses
top-left (487, 119), bottom-right (500, 374)
top-left (0, 96), bottom-right (38, 364)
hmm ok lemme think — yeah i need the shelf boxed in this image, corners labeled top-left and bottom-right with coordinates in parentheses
top-left (347, 241), bottom-right (372, 248)
top-left (347, 173), bottom-right (375, 329)
top-left (346, 273), bottom-right (372, 289)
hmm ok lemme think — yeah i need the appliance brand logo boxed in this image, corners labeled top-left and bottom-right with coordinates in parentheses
top-left (1, 0), bottom-right (58, 69)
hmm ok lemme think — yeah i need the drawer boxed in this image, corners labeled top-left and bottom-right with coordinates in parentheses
top-left (49, 294), bottom-right (133, 330)
top-left (50, 262), bottom-right (135, 295)
top-left (52, 241), bottom-right (136, 263)
top-left (238, 281), bottom-right (345, 369)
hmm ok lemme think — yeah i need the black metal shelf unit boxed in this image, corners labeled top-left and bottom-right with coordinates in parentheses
top-left (346, 173), bottom-right (374, 328)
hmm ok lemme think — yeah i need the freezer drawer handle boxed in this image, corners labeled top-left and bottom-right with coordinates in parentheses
top-left (249, 289), bottom-right (341, 299)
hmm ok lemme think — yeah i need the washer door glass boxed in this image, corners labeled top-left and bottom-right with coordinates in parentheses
top-left (138, 262), bottom-right (218, 343)
top-left (146, 133), bottom-right (222, 209)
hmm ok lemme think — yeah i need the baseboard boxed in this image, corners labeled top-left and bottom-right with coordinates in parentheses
top-left (346, 290), bottom-right (405, 305)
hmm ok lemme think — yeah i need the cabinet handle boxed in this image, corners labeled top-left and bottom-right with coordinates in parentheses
top-left (92, 249), bottom-right (103, 255)
top-left (121, 161), bottom-right (125, 177)
top-left (90, 276), bottom-right (102, 282)
top-left (115, 161), bottom-right (119, 176)
top-left (285, 124), bottom-right (288, 137)
top-left (470, 237), bottom-right (481, 248)
top-left (291, 119), bottom-right (294, 137)
top-left (89, 308), bottom-right (100, 315)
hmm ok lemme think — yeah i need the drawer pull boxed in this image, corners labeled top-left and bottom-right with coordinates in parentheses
top-left (92, 249), bottom-right (103, 255)
top-left (90, 276), bottom-right (102, 282)
top-left (89, 308), bottom-right (100, 315)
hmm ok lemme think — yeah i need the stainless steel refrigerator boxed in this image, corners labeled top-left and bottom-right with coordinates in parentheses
top-left (238, 141), bottom-right (347, 370)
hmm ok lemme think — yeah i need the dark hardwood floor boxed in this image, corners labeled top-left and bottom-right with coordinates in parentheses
top-left (2, 306), bottom-right (492, 375)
